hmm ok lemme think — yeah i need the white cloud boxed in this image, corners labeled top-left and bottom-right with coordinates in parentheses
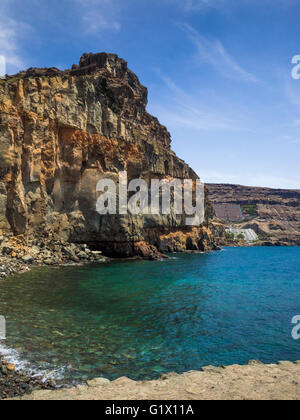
top-left (0, 2), bottom-right (31, 73)
top-left (180, 23), bottom-right (259, 83)
top-left (74, 0), bottom-right (121, 34)
top-left (0, 20), bottom-right (28, 69)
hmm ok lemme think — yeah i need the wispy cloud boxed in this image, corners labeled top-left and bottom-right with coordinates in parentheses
top-left (180, 23), bottom-right (259, 83)
top-left (74, 0), bottom-right (121, 34)
top-left (151, 69), bottom-right (251, 132)
top-left (177, 0), bottom-right (295, 14)
top-left (0, 1), bottom-right (31, 72)
top-left (182, 0), bottom-right (225, 12)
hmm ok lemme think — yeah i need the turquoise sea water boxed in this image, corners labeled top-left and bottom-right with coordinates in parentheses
top-left (0, 246), bottom-right (300, 383)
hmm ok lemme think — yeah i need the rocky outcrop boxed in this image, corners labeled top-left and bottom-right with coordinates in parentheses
top-left (0, 53), bottom-right (217, 258)
top-left (207, 183), bottom-right (300, 246)
top-left (0, 235), bottom-right (108, 278)
top-left (0, 360), bottom-right (56, 399)
top-left (17, 361), bottom-right (300, 400)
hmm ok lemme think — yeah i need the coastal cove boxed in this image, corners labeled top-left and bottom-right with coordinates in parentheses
top-left (0, 246), bottom-right (300, 394)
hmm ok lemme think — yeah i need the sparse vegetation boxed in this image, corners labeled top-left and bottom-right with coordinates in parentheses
top-left (225, 231), bottom-right (246, 243)
top-left (237, 233), bottom-right (245, 242)
top-left (242, 204), bottom-right (258, 218)
top-left (258, 232), bottom-right (273, 241)
top-left (225, 232), bottom-right (235, 242)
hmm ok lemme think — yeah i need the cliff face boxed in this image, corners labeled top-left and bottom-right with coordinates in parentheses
top-left (207, 183), bottom-right (300, 246)
top-left (0, 53), bottom-right (216, 257)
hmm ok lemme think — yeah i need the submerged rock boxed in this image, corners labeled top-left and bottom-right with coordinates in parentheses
top-left (22, 255), bottom-right (34, 264)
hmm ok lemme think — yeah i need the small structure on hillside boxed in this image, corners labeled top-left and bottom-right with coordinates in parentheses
top-left (226, 228), bottom-right (258, 243)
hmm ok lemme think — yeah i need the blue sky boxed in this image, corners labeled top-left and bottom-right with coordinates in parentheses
top-left (1, 0), bottom-right (300, 188)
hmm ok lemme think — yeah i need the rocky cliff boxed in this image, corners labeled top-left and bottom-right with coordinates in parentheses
top-left (0, 53), bottom-right (217, 258)
top-left (207, 183), bottom-right (300, 246)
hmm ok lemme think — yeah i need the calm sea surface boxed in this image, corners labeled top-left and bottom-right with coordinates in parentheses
top-left (0, 247), bottom-right (299, 383)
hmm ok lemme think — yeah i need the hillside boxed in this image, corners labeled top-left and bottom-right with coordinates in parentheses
top-left (207, 183), bottom-right (300, 246)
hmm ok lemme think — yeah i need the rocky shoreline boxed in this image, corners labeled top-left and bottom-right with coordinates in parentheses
top-left (1, 237), bottom-right (297, 400)
top-left (217, 239), bottom-right (297, 248)
top-left (0, 235), bottom-right (111, 280)
top-left (11, 360), bottom-right (300, 400)
top-left (0, 235), bottom-right (113, 399)
top-left (0, 237), bottom-right (110, 399)
top-left (0, 360), bottom-right (59, 399)
top-left (1, 247), bottom-right (299, 400)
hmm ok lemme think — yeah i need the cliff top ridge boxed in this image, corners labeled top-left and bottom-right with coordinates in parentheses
top-left (5, 52), bottom-right (140, 84)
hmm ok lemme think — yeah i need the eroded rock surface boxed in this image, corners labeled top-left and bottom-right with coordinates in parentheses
top-left (0, 53), bottom-right (217, 258)
top-left (18, 361), bottom-right (300, 400)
